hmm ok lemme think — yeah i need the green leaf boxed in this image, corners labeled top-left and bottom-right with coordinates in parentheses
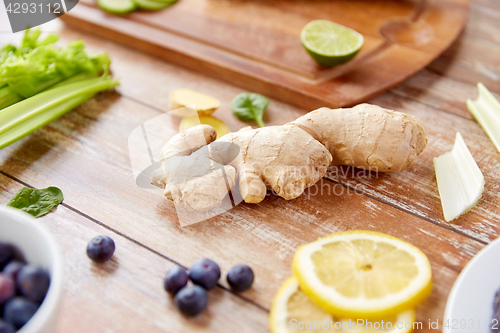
top-left (231, 92), bottom-right (269, 127)
top-left (7, 186), bottom-right (64, 218)
top-left (0, 28), bottom-right (111, 108)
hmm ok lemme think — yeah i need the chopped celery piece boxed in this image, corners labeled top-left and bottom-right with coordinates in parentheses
top-left (0, 75), bottom-right (119, 149)
top-left (467, 83), bottom-right (500, 154)
top-left (433, 133), bottom-right (484, 222)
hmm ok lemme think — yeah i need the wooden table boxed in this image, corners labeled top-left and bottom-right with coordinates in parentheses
top-left (0, 0), bottom-right (499, 331)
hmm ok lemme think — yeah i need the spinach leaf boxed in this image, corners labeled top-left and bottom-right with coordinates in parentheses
top-left (230, 93), bottom-right (269, 127)
top-left (7, 186), bottom-right (64, 218)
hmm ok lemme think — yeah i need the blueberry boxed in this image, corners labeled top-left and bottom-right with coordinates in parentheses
top-left (188, 258), bottom-right (221, 290)
top-left (0, 274), bottom-right (15, 305)
top-left (2, 261), bottom-right (24, 281)
top-left (16, 265), bottom-right (50, 302)
top-left (3, 297), bottom-right (39, 329)
top-left (227, 264), bottom-right (254, 292)
top-left (87, 235), bottom-right (115, 263)
top-left (0, 243), bottom-right (14, 270)
top-left (0, 320), bottom-right (15, 333)
top-left (174, 285), bottom-right (208, 317)
top-left (163, 266), bottom-right (188, 296)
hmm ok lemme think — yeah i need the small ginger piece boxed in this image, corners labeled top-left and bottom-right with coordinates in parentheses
top-left (169, 88), bottom-right (221, 117)
top-left (179, 115), bottom-right (230, 139)
top-left (152, 103), bottom-right (427, 211)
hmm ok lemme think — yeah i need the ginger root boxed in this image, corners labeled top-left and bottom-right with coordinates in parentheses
top-left (292, 103), bottom-right (427, 172)
top-left (152, 104), bottom-right (427, 211)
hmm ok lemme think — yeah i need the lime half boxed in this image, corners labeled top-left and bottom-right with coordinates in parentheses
top-left (97, 0), bottom-right (136, 14)
top-left (301, 20), bottom-right (364, 67)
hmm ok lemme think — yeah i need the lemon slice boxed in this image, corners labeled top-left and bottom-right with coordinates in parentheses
top-left (292, 231), bottom-right (432, 319)
top-left (301, 20), bottom-right (364, 67)
top-left (270, 276), bottom-right (417, 333)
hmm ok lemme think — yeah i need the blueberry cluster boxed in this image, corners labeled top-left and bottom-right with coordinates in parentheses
top-left (0, 242), bottom-right (50, 333)
top-left (164, 259), bottom-right (254, 317)
top-left (83, 236), bottom-right (255, 318)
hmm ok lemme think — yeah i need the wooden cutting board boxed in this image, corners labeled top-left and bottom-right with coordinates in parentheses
top-left (61, 0), bottom-right (470, 110)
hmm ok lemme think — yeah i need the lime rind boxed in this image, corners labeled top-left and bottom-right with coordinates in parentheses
top-left (301, 19), bottom-right (364, 67)
top-left (147, 0), bottom-right (177, 4)
top-left (134, 0), bottom-right (172, 10)
top-left (145, 0), bottom-right (177, 4)
top-left (97, 0), bottom-right (136, 14)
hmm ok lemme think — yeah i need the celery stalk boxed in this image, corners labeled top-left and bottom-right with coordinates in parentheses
top-left (0, 75), bottom-right (119, 149)
top-left (0, 88), bottom-right (23, 110)
top-left (467, 83), bottom-right (500, 154)
top-left (50, 73), bottom-right (100, 88)
top-left (0, 94), bottom-right (93, 149)
top-left (0, 73), bottom-right (99, 110)
top-left (433, 133), bottom-right (484, 222)
top-left (0, 29), bottom-right (111, 110)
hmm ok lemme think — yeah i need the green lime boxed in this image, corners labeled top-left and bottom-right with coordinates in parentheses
top-left (97, 0), bottom-right (136, 14)
top-left (147, 0), bottom-right (176, 4)
top-left (134, 0), bottom-right (173, 10)
top-left (301, 20), bottom-right (364, 67)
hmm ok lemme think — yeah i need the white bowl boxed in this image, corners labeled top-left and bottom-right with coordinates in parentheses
top-left (0, 205), bottom-right (63, 333)
top-left (443, 236), bottom-right (500, 333)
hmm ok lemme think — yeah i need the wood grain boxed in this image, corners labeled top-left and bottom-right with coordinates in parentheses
top-left (426, 8), bottom-right (500, 96)
top-left (326, 91), bottom-right (500, 243)
top-left (59, 0), bottom-right (470, 109)
top-left (48, 21), bottom-right (500, 244)
top-left (0, 92), bottom-right (485, 332)
top-left (0, 173), bottom-right (269, 333)
top-left (0, 0), bottom-right (498, 331)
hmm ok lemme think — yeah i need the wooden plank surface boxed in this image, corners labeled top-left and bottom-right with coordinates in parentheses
top-left (0, 0), bottom-right (499, 331)
top-left (0, 174), bottom-right (269, 333)
top-left (59, 0), bottom-right (470, 109)
top-left (0, 93), bottom-right (485, 330)
top-left (48, 22), bottom-right (500, 244)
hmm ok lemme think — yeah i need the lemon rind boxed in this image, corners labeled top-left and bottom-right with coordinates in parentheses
top-left (270, 275), bottom-right (419, 333)
top-left (292, 230), bottom-right (432, 319)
